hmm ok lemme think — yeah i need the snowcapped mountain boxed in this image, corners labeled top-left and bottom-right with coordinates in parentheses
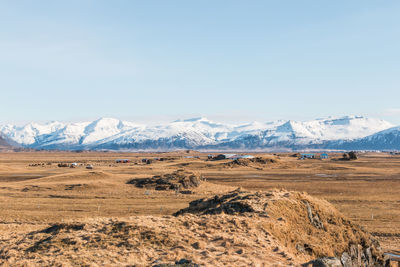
top-left (0, 121), bottom-right (65, 145)
top-left (203, 116), bottom-right (394, 150)
top-left (0, 132), bottom-right (19, 150)
top-left (0, 136), bottom-right (12, 150)
top-left (326, 126), bottom-right (400, 150)
top-left (0, 116), bottom-right (395, 151)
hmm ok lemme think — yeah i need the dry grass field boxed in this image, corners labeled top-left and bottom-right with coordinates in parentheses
top-left (0, 151), bottom-right (399, 264)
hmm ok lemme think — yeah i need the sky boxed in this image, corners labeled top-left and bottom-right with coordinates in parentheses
top-left (0, 1), bottom-right (399, 124)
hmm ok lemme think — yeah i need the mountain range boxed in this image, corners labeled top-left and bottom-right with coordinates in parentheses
top-left (0, 136), bottom-right (11, 150)
top-left (0, 116), bottom-right (399, 151)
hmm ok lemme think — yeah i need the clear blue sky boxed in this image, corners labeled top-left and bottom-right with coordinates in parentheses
top-left (1, 1), bottom-right (399, 124)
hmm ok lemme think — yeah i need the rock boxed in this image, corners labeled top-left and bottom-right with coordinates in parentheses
top-left (175, 258), bottom-right (199, 266)
top-left (236, 248), bottom-right (244, 254)
top-left (364, 247), bottom-right (373, 266)
top-left (174, 190), bottom-right (257, 216)
top-left (153, 258), bottom-right (200, 267)
top-left (339, 244), bottom-right (389, 267)
top-left (340, 252), bottom-right (352, 267)
top-left (303, 200), bottom-right (325, 230)
top-left (127, 170), bottom-right (203, 192)
top-left (296, 243), bottom-right (313, 255)
top-left (349, 244), bottom-right (358, 265)
top-left (225, 157), bottom-right (278, 167)
top-left (311, 257), bottom-right (342, 267)
top-left (191, 241), bottom-right (205, 249)
top-left (180, 190), bottom-right (194, 195)
top-left (155, 185), bottom-right (169, 191)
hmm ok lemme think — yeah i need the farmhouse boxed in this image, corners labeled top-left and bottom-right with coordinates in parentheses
top-left (86, 164), bottom-right (93, 169)
top-left (300, 153), bottom-right (315, 159)
top-left (237, 155), bottom-right (255, 159)
top-left (213, 154), bottom-right (237, 160)
top-left (320, 153), bottom-right (329, 159)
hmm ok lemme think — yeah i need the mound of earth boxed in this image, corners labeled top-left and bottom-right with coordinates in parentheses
top-left (225, 157), bottom-right (278, 168)
top-left (127, 170), bottom-right (203, 192)
top-left (0, 189), bottom-right (390, 266)
top-left (175, 189), bottom-right (389, 266)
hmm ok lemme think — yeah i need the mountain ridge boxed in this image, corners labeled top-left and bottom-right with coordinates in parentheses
top-left (0, 116), bottom-right (397, 151)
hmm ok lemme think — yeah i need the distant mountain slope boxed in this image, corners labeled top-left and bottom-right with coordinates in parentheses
top-left (0, 136), bottom-right (10, 148)
top-left (0, 134), bottom-right (17, 150)
top-left (325, 126), bottom-right (400, 150)
top-left (200, 116), bottom-right (395, 150)
top-left (0, 116), bottom-right (395, 151)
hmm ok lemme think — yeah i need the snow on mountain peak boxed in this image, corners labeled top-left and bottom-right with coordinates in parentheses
top-left (0, 116), bottom-right (395, 150)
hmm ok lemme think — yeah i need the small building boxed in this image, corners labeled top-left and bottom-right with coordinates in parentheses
top-left (86, 164), bottom-right (93, 169)
top-left (239, 155), bottom-right (255, 159)
top-left (300, 153), bottom-right (315, 159)
top-left (320, 153), bottom-right (329, 159)
top-left (213, 154), bottom-right (237, 160)
top-left (230, 155), bottom-right (255, 160)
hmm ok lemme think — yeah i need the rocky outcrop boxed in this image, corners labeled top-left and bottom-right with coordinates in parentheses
top-left (309, 244), bottom-right (391, 266)
top-left (303, 200), bottom-right (325, 230)
top-left (224, 157), bottom-right (279, 168)
top-left (174, 190), bottom-right (268, 216)
top-left (127, 170), bottom-right (203, 192)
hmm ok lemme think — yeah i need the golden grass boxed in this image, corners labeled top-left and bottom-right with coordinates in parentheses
top-left (0, 189), bottom-right (386, 266)
top-left (0, 151), bottom-right (399, 254)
